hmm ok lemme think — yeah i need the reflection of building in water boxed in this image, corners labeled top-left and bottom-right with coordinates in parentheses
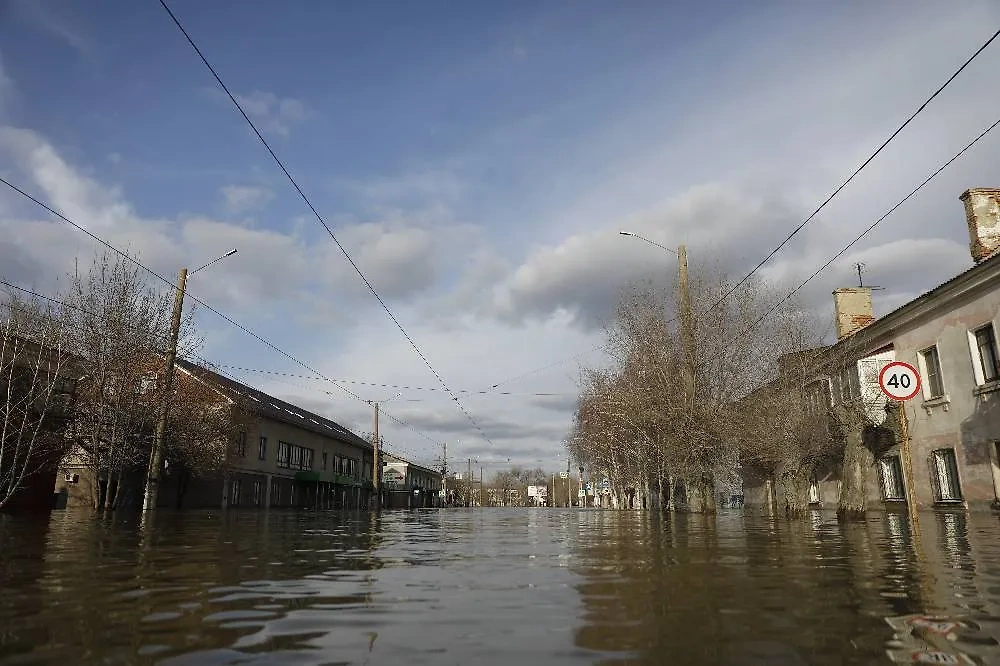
top-left (743, 188), bottom-right (1000, 515)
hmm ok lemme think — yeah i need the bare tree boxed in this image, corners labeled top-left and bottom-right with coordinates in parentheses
top-left (0, 294), bottom-right (75, 510)
top-left (161, 363), bottom-right (252, 508)
top-left (59, 251), bottom-right (198, 510)
top-left (570, 264), bottom-right (824, 515)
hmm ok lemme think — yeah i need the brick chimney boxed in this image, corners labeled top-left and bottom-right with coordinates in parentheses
top-left (833, 287), bottom-right (873, 340)
top-left (960, 188), bottom-right (1000, 263)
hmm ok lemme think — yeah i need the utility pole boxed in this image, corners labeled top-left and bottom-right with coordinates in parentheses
top-left (678, 244), bottom-right (695, 399)
top-left (480, 465), bottom-right (483, 507)
top-left (567, 457), bottom-right (572, 508)
top-left (142, 248), bottom-right (236, 515)
top-left (142, 268), bottom-right (187, 513)
top-left (441, 441), bottom-right (448, 505)
top-left (467, 457), bottom-right (472, 507)
top-left (372, 401), bottom-right (381, 511)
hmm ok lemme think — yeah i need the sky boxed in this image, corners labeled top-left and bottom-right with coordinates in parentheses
top-left (2, 0), bottom-right (1000, 473)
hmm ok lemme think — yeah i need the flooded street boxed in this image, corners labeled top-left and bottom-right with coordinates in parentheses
top-left (3, 508), bottom-right (1000, 665)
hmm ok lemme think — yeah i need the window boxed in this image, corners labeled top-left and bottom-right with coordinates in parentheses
top-left (879, 456), bottom-right (906, 501)
top-left (253, 479), bottom-right (262, 505)
top-left (237, 432), bottom-right (247, 457)
top-left (271, 479), bottom-right (281, 506)
top-left (277, 441), bottom-right (292, 468)
top-left (291, 446), bottom-right (303, 469)
top-left (303, 448), bottom-right (313, 471)
top-left (920, 346), bottom-right (945, 398)
top-left (975, 324), bottom-right (1000, 383)
top-left (839, 364), bottom-right (860, 402)
top-left (231, 478), bottom-right (242, 506)
top-left (322, 452), bottom-right (328, 470)
top-left (931, 448), bottom-right (963, 502)
top-left (259, 436), bottom-right (267, 461)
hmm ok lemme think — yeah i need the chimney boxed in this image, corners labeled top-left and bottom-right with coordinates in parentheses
top-left (960, 188), bottom-right (1000, 263)
top-left (833, 287), bottom-right (873, 340)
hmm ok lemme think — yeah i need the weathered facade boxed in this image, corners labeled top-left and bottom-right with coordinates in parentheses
top-left (743, 187), bottom-right (1000, 515)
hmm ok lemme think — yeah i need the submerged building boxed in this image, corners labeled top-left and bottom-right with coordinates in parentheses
top-left (744, 187), bottom-right (1000, 514)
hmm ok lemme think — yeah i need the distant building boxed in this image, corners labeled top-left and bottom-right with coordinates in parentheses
top-left (381, 453), bottom-right (443, 508)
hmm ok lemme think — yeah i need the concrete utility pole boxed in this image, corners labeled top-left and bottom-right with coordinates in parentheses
top-left (567, 457), bottom-right (572, 508)
top-left (678, 244), bottom-right (695, 400)
top-left (372, 401), bottom-right (381, 510)
top-left (441, 441), bottom-right (448, 504)
top-left (143, 248), bottom-right (237, 514)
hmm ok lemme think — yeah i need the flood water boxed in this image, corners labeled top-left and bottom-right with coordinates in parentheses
top-left (3, 507), bottom-right (1000, 665)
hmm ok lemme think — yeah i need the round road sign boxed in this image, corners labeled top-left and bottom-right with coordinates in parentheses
top-left (878, 361), bottom-right (921, 401)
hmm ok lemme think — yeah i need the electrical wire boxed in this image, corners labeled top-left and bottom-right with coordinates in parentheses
top-left (474, 27), bottom-right (1000, 394)
top-left (214, 364), bottom-right (577, 397)
top-left (157, 0), bottom-right (494, 447)
top-left (702, 26), bottom-right (1000, 318)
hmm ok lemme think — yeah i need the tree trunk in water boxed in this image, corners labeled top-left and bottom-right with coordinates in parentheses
top-left (112, 467), bottom-right (124, 509)
top-left (686, 475), bottom-right (717, 514)
top-left (780, 468), bottom-right (812, 518)
top-left (838, 424), bottom-right (872, 520)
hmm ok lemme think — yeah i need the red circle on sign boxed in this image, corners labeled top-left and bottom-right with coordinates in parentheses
top-left (878, 361), bottom-right (921, 401)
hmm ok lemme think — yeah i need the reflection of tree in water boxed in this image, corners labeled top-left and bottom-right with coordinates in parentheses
top-left (568, 512), bottom-right (943, 665)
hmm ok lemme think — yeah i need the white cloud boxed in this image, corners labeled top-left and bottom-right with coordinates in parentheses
top-left (233, 90), bottom-right (308, 137)
top-left (219, 185), bottom-right (273, 214)
top-left (5, 1), bottom-right (1000, 473)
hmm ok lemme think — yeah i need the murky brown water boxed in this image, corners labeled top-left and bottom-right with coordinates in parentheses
top-left (2, 507), bottom-right (1000, 665)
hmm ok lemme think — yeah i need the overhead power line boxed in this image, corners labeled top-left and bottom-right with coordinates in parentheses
top-left (468, 27), bottom-right (1000, 396)
top-left (157, 0), bottom-right (494, 447)
top-left (735, 112), bottom-right (1000, 358)
top-left (0, 275), bottom-right (441, 463)
top-left (704, 26), bottom-right (1000, 316)
top-left (0, 180), bottom-right (456, 453)
top-left (215, 364), bottom-right (577, 397)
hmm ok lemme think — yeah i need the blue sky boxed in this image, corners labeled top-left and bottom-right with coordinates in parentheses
top-left (2, 0), bottom-right (1000, 470)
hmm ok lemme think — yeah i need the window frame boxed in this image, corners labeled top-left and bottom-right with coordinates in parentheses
top-left (972, 323), bottom-right (1000, 384)
top-left (918, 345), bottom-right (945, 399)
top-left (258, 436), bottom-right (267, 461)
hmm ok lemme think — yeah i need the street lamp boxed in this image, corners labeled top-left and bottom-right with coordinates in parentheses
top-left (142, 248), bottom-right (239, 513)
top-left (618, 231), bottom-right (679, 256)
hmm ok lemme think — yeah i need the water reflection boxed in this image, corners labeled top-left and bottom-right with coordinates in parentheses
top-left (4, 508), bottom-right (1000, 664)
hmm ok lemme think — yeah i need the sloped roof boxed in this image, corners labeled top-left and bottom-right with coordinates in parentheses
top-left (175, 358), bottom-right (372, 451)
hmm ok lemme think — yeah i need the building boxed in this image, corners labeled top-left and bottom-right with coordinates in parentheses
top-left (743, 187), bottom-right (1000, 514)
top-left (381, 453), bottom-right (443, 508)
top-left (56, 358), bottom-right (376, 509)
top-left (0, 336), bottom-right (79, 513)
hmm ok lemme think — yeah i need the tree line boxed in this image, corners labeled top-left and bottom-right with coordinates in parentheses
top-left (0, 251), bottom-right (235, 511)
top-left (566, 262), bottom-right (884, 518)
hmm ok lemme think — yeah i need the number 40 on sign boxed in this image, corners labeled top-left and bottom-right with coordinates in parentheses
top-left (879, 361), bottom-right (922, 401)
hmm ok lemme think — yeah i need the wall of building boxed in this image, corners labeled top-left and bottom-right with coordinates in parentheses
top-left (889, 285), bottom-right (1000, 510)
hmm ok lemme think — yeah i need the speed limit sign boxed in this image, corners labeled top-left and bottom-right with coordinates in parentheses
top-left (879, 361), bottom-right (921, 401)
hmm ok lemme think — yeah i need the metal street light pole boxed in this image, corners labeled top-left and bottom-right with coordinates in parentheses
top-left (142, 248), bottom-right (238, 513)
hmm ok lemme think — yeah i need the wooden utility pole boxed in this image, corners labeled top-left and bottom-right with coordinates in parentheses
top-left (142, 267), bottom-right (187, 513)
top-left (467, 457), bottom-right (472, 507)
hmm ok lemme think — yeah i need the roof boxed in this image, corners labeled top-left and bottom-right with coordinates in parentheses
top-left (175, 358), bottom-right (372, 451)
top-left (825, 247), bottom-right (1000, 363)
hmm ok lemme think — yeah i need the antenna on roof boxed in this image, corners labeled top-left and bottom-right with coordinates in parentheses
top-left (855, 262), bottom-right (885, 291)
